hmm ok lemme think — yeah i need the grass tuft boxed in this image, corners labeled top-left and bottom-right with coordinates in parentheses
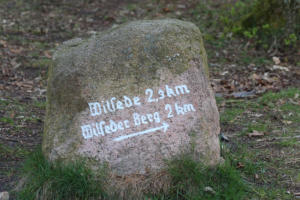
top-left (259, 88), bottom-right (300, 105)
top-left (151, 156), bottom-right (249, 200)
top-left (220, 108), bottom-right (244, 124)
top-left (17, 150), bottom-right (107, 200)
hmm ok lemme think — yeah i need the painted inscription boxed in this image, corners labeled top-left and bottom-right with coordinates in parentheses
top-left (81, 84), bottom-right (195, 141)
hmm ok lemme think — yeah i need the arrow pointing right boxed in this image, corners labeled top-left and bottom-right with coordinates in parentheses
top-left (113, 122), bottom-right (169, 142)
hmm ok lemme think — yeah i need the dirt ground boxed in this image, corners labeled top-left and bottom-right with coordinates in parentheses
top-left (0, 0), bottom-right (299, 199)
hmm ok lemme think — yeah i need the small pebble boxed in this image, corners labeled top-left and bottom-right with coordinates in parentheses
top-left (204, 186), bottom-right (216, 194)
top-left (0, 191), bottom-right (9, 200)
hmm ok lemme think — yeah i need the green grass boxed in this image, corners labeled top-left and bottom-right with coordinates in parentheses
top-left (34, 100), bottom-right (46, 109)
top-left (276, 138), bottom-right (298, 147)
top-left (223, 144), bottom-right (265, 176)
top-left (17, 150), bottom-right (107, 200)
top-left (219, 88), bottom-right (300, 126)
top-left (296, 173), bottom-right (300, 183)
top-left (246, 123), bottom-right (269, 133)
top-left (18, 149), bottom-right (252, 200)
top-left (146, 155), bottom-right (249, 200)
top-left (0, 98), bottom-right (9, 105)
top-left (220, 108), bottom-right (244, 123)
top-left (0, 144), bottom-right (29, 158)
top-left (280, 103), bottom-right (300, 123)
top-left (168, 158), bottom-right (248, 199)
top-left (252, 187), bottom-right (292, 199)
top-left (31, 58), bottom-right (53, 68)
top-left (259, 88), bottom-right (300, 105)
top-left (216, 88), bottom-right (299, 199)
top-left (0, 117), bottom-right (14, 125)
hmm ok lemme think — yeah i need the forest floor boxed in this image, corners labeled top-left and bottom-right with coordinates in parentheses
top-left (0, 0), bottom-right (299, 199)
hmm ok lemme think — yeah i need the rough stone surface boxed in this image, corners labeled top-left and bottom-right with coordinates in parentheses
top-left (43, 19), bottom-right (221, 176)
top-left (0, 192), bottom-right (9, 200)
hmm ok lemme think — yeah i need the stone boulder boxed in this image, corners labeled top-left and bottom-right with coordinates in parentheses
top-left (43, 19), bottom-right (221, 177)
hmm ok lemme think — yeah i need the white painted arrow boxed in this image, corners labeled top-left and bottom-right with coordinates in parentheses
top-left (113, 122), bottom-right (169, 142)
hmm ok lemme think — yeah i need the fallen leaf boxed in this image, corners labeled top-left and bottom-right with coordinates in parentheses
top-left (10, 111), bottom-right (15, 118)
top-left (0, 40), bottom-right (7, 47)
top-left (272, 65), bottom-right (289, 72)
top-left (250, 73), bottom-right (260, 80)
top-left (10, 47), bottom-right (23, 54)
top-left (289, 99), bottom-right (298, 105)
top-left (204, 186), bottom-right (216, 194)
top-left (282, 120), bottom-right (292, 125)
top-left (10, 58), bottom-right (21, 69)
top-left (272, 56), bottom-right (280, 65)
top-left (254, 113), bottom-right (263, 117)
top-left (44, 51), bottom-right (52, 58)
top-left (177, 4), bottom-right (186, 9)
top-left (220, 71), bottom-right (229, 76)
top-left (248, 130), bottom-right (264, 137)
top-left (262, 72), bottom-right (277, 83)
top-left (175, 11), bottom-right (182, 16)
top-left (162, 7), bottom-right (171, 12)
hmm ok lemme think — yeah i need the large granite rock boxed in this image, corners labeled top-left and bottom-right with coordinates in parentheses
top-left (43, 19), bottom-right (221, 176)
